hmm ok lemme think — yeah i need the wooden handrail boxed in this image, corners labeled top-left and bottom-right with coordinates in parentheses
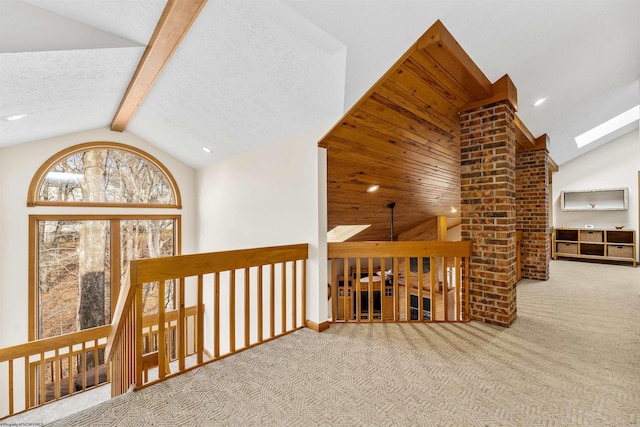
top-left (107, 243), bottom-right (309, 396)
top-left (131, 243), bottom-right (309, 283)
top-left (105, 268), bottom-right (133, 361)
top-left (328, 241), bottom-right (472, 258)
top-left (0, 325), bottom-right (111, 363)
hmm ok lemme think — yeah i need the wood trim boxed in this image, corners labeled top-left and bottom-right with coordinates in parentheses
top-left (0, 325), bottom-right (111, 362)
top-left (514, 115), bottom-right (537, 150)
top-left (417, 20), bottom-right (492, 100)
top-left (111, 0), bottom-right (208, 131)
top-left (460, 74), bottom-right (518, 112)
top-left (131, 244), bottom-right (309, 284)
top-left (26, 141), bottom-right (182, 209)
top-left (28, 217), bottom-right (37, 341)
top-left (548, 156), bottom-right (559, 173)
top-left (436, 215), bottom-right (447, 241)
top-left (328, 241), bottom-right (472, 259)
top-left (518, 133), bottom-right (550, 153)
top-left (305, 320), bottom-right (330, 333)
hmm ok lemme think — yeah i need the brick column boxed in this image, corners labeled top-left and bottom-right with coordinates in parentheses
top-left (460, 100), bottom-right (517, 327)
top-left (516, 148), bottom-right (550, 280)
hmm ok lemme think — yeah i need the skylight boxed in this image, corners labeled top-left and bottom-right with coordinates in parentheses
top-left (575, 105), bottom-right (639, 148)
top-left (327, 225), bottom-right (371, 242)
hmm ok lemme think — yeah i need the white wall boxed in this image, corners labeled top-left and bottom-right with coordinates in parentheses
top-left (552, 129), bottom-right (640, 260)
top-left (0, 127), bottom-right (197, 348)
top-left (196, 123), bottom-right (331, 351)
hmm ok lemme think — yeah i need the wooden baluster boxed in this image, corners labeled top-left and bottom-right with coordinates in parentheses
top-left (229, 270), bottom-right (236, 353)
top-left (442, 257), bottom-right (448, 322)
top-left (68, 345), bottom-right (74, 396)
top-left (430, 258), bottom-right (436, 322)
top-left (24, 356), bottom-right (30, 409)
top-left (244, 268), bottom-right (250, 348)
top-left (404, 257), bottom-right (410, 322)
top-left (8, 359), bottom-right (14, 415)
top-left (368, 258), bottom-right (373, 323)
top-left (93, 340), bottom-right (98, 387)
top-left (418, 257), bottom-right (423, 322)
top-left (214, 272), bottom-right (220, 358)
top-left (39, 352), bottom-right (45, 405)
top-left (158, 280), bottom-right (166, 379)
top-left (257, 266), bottom-right (263, 342)
top-left (301, 259), bottom-right (306, 326)
top-left (197, 274), bottom-right (204, 364)
top-left (179, 277), bottom-right (186, 371)
top-left (393, 257), bottom-right (399, 321)
top-left (343, 258), bottom-right (349, 322)
top-left (79, 344), bottom-right (86, 392)
top-left (292, 260), bottom-right (297, 329)
top-left (330, 259), bottom-right (337, 322)
top-left (455, 257), bottom-right (462, 321)
top-left (135, 283), bottom-right (143, 388)
top-left (54, 349), bottom-right (60, 399)
top-left (356, 258), bottom-right (361, 322)
top-left (270, 264), bottom-right (275, 338)
top-left (464, 257), bottom-right (470, 321)
top-left (281, 261), bottom-right (287, 334)
top-left (380, 258), bottom-right (386, 321)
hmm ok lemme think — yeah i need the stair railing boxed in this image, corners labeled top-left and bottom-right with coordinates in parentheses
top-left (106, 243), bottom-right (308, 397)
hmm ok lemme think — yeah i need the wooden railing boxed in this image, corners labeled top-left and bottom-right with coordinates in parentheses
top-left (328, 241), bottom-right (472, 323)
top-left (0, 325), bottom-right (111, 419)
top-left (107, 243), bottom-right (309, 397)
top-left (0, 306), bottom-right (201, 420)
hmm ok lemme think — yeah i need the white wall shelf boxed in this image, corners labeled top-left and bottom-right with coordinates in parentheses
top-left (560, 188), bottom-right (628, 212)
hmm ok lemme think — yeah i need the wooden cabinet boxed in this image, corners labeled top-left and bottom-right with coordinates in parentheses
top-left (553, 228), bottom-right (636, 267)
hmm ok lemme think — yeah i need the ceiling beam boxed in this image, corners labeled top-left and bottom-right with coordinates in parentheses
top-left (111, 0), bottom-right (207, 132)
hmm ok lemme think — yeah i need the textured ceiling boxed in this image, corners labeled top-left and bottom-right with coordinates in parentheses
top-left (284, 0), bottom-right (640, 166)
top-left (0, 0), bottom-right (639, 169)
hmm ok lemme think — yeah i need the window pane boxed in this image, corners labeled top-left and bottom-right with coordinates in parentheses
top-left (38, 148), bottom-right (175, 205)
top-left (37, 220), bottom-right (111, 338)
top-left (120, 219), bottom-right (176, 315)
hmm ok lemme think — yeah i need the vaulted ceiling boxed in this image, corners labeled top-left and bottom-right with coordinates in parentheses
top-left (1, 0), bottom-right (639, 241)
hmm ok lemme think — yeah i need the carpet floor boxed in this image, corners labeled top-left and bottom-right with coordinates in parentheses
top-left (42, 260), bottom-right (640, 426)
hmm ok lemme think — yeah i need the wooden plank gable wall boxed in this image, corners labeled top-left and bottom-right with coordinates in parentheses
top-left (319, 20), bottom-right (544, 242)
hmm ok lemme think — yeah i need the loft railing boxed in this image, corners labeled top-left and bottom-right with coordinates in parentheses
top-left (328, 241), bottom-right (472, 323)
top-left (106, 243), bottom-right (309, 397)
top-left (0, 308), bottom-right (199, 420)
top-left (0, 325), bottom-right (110, 419)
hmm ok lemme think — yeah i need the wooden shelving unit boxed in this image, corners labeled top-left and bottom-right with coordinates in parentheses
top-left (553, 227), bottom-right (636, 267)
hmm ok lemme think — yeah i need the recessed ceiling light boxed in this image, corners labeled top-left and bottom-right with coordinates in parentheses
top-left (202, 146), bottom-right (212, 153)
top-left (451, 207), bottom-right (457, 213)
top-left (1, 114), bottom-right (27, 121)
top-left (367, 184), bottom-right (380, 193)
top-left (532, 97), bottom-right (548, 107)
top-left (575, 105), bottom-right (639, 148)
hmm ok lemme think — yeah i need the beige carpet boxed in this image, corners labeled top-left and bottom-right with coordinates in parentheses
top-left (41, 260), bottom-right (640, 426)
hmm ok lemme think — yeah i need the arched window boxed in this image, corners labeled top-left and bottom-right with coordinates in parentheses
top-left (27, 141), bottom-right (181, 208)
top-left (28, 142), bottom-right (182, 341)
